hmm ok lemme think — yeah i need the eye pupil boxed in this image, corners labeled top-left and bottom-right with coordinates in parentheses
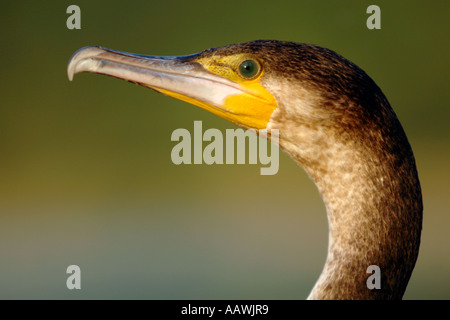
top-left (239, 60), bottom-right (260, 79)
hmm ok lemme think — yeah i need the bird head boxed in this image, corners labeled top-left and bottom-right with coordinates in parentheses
top-left (68, 40), bottom-right (395, 168)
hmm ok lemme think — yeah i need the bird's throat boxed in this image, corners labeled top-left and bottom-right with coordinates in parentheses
top-left (269, 111), bottom-right (422, 300)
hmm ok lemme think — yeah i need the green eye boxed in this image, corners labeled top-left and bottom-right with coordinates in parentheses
top-left (238, 59), bottom-right (261, 79)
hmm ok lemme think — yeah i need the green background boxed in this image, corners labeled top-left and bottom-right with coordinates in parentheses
top-left (1, 1), bottom-right (449, 299)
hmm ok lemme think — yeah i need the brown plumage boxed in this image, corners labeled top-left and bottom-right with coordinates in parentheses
top-left (68, 40), bottom-right (423, 299)
top-left (212, 41), bottom-right (423, 299)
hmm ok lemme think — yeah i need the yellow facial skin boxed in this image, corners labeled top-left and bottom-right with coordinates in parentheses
top-left (194, 54), bottom-right (277, 129)
top-left (164, 54), bottom-right (278, 129)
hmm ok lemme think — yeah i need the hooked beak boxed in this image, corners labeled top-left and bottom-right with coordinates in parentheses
top-left (67, 46), bottom-right (277, 129)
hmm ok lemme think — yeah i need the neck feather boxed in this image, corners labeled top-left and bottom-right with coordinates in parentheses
top-left (268, 107), bottom-right (423, 300)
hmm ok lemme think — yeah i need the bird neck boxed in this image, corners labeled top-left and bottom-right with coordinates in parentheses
top-left (306, 153), bottom-right (413, 300)
top-left (268, 113), bottom-right (422, 300)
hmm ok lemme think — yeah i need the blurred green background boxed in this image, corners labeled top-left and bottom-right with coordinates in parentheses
top-left (0, 1), bottom-right (449, 299)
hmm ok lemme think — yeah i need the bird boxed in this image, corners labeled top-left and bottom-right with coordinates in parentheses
top-left (67, 40), bottom-right (423, 300)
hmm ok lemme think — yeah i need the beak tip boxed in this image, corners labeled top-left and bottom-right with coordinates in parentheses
top-left (67, 46), bottom-right (104, 82)
top-left (67, 67), bottom-right (74, 81)
top-left (67, 57), bottom-right (75, 81)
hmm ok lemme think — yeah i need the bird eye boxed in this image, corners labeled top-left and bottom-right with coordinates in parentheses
top-left (238, 59), bottom-right (261, 79)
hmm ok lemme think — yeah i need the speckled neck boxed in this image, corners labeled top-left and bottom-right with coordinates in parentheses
top-left (266, 95), bottom-right (422, 299)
